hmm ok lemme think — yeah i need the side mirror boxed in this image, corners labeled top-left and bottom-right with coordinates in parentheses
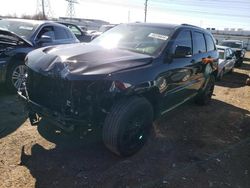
top-left (37, 35), bottom-right (53, 46)
top-left (174, 46), bottom-right (192, 58)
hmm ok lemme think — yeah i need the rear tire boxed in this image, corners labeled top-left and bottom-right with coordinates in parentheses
top-left (103, 97), bottom-right (153, 157)
top-left (195, 75), bottom-right (215, 105)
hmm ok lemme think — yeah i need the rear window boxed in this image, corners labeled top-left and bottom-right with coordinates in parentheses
top-left (193, 31), bottom-right (206, 54)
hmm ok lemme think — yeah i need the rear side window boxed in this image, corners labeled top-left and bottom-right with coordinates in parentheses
top-left (68, 25), bottom-right (82, 35)
top-left (54, 26), bottom-right (71, 40)
top-left (205, 34), bottom-right (216, 51)
top-left (193, 31), bottom-right (206, 54)
top-left (174, 30), bottom-right (192, 52)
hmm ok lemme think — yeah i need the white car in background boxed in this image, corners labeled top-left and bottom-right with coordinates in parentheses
top-left (216, 45), bottom-right (236, 80)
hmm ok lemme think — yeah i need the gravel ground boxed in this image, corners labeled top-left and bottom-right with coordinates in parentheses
top-left (0, 53), bottom-right (250, 188)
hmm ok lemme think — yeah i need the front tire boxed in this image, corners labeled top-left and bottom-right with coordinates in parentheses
top-left (103, 97), bottom-right (153, 157)
top-left (6, 63), bottom-right (28, 92)
top-left (195, 75), bottom-right (215, 105)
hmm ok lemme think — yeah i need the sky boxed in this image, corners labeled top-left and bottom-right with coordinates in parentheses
top-left (0, 0), bottom-right (250, 30)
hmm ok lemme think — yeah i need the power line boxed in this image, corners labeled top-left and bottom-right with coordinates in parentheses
top-left (66, 0), bottom-right (78, 20)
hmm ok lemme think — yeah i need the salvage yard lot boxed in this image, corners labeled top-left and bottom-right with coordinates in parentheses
top-left (0, 53), bottom-right (250, 188)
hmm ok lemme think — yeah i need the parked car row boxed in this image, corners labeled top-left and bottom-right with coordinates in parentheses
top-left (214, 39), bottom-right (247, 80)
top-left (219, 40), bottom-right (246, 67)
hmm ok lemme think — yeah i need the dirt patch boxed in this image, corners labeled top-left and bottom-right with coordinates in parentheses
top-left (0, 53), bottom-right (250, 188)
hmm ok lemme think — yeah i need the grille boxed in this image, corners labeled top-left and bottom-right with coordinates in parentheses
top-left (27, 69), bottom-right (71, 112)
top-left (26, 68), bottom-right (113, 116)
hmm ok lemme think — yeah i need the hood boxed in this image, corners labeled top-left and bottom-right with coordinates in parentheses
top-left (27, 43), bottom-right (153, 79)
top-left (0, 29), bottom-right (32, 47)
top-left (229, 47), bottom-right (242, 52)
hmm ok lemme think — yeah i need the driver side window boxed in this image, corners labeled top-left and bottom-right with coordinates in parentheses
top-left (37, 26), bottom-right (55, 41)
top-left (174, 30), bottom-right (192, 54)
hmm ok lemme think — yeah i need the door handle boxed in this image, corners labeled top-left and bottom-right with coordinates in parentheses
top-left (190, 59), bottom-right (195, 64)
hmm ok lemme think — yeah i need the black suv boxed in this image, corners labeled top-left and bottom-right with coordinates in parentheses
top-left (220, 40), bottom-right (246, 67)
top-left (19, 23), bottom-right (218, 156)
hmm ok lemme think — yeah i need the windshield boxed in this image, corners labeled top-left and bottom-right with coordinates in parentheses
top-left (91, 24), bottom-right (172, 56)
top-left (218, 50), bottom-right (225, 59)
top-left (0, 20), bottom-right (38, 39)
top-left (221, 41), bottom-right (242, 49)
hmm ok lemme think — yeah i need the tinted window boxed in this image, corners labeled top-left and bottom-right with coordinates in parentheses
top-left (193, 31), bottom-right (206, 54)
top-left (68, 25), bottom-right (82, 35)
top-left (205, 34), bottom-right (215, 51)
top-left (54, 26), bottom-right (70, 40)
top-left (37, 26), bottom-right (55, 40)
top-left (174, 30), bottom-right (192, 53)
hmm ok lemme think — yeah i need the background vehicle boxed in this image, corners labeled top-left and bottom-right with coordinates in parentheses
top-left (0, 19), bottom-right (79, 91)
top-left (57, 22), bottom-right (92, 42)
top-left (90, 24), bottom-right (117, 40)
top-left (220, 40), bottom-right (246, 67)
top-left (20, 23), bottom-right (218, 157)
top-left (216, 45), bottom-right (236, 80)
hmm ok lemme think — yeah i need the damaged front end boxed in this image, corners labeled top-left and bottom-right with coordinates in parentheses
top-left (18, 44), bottom-right (153, 131)
top-left (19, 68), bottom-right (119, 131)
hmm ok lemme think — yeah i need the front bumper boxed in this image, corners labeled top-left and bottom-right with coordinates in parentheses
top-left (18, 90), bottom-right (89, 131)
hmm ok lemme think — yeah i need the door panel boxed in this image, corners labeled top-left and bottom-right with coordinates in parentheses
top-left (158, 30), bottom-right (202, 113)
top-left (158, 57), bottom-right (201, 114)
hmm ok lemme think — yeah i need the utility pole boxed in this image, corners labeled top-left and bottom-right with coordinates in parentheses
top-left (42, 0), bottom-right (45, 19)
top-left (144, 0), bottom-right (148, 22)
top-left (36, 0), bottom-right (52, 19)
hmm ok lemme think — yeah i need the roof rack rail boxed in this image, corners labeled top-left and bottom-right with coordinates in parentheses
top-left (181, 23), bottom-right (200, 28)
